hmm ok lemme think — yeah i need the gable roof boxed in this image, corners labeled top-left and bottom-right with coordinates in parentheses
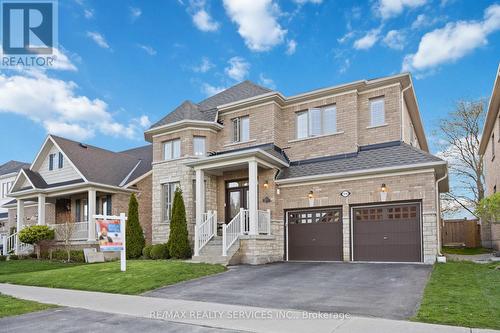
top-left (479, 63), bottom-right (500, 155)
top-left (149, 81), bottom-right (272, 129)
top-left (276, 141), bottom-right (446, 182)
top-left (0, 160), bottom-right (30, 176)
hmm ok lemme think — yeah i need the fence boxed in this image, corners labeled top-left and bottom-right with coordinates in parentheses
top-left (442, 219), bottom-right (481, 248)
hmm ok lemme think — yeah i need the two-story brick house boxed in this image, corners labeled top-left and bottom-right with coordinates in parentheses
top-left (479, 63), bottom-right (500, 250)
top-left (145, 73), bottom-right (448, 264)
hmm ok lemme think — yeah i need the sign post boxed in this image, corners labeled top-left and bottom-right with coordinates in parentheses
top-left (94, 213), bottom-right (127, 272)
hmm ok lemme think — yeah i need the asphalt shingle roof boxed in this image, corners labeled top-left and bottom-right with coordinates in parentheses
top-left (0, 160), bottom-right (30, 176)
top-left (276, 141), bottom-right (445, 180)
top-left (150, 81), bottom-right (272, 129)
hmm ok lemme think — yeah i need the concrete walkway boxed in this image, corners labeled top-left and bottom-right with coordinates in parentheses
top-left (0, 284), bottom-right (497, 333)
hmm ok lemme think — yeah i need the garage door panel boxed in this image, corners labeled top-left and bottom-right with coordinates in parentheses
top-left (353, 203), bottom-right (421, 262)
top-left (287, 208), bottom-right (343, 261)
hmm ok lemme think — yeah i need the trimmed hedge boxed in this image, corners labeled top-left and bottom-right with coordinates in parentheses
top-left (150, 244), bottom-right (169, 260)
top-left (142, 244), bottom-right (153, 259)
top-left (126, 194), bottom-right (145, 259)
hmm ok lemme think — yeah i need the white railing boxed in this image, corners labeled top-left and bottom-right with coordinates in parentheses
top-left (2, 232), bottom-right (33, 255)
top-left (258, 209), bottom-right (271, 235)
top-left (194, 210), bottom-right (217, 256)
top-left (48, 222), bottom-right (89, 241)
top-left (223, 208), bottom-right (245, 256)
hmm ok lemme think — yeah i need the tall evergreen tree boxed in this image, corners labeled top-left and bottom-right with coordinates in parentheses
top-left (167, 188), bottom-right (192, 258)
top-left (126, 193), bottom-right (145, 259)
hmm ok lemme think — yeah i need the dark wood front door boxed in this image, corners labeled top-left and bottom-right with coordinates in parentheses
top-left (225, 186), bottom-right (248, 223)
top-left (352, 203), bottom-right (422, 262)
top-left (287, 207), bottom-right (343, 261)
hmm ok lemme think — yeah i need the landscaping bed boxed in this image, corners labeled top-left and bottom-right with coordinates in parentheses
top-left (0, 260), bottom-right (226, 295)
top-left (414, 261), bottom-right (500, 330)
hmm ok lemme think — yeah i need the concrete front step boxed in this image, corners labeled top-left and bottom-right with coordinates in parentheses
top-left (191, 237), bottom-right (240, 266)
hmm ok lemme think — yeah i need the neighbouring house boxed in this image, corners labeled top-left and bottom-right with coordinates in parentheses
top-left (145, 74), bottom-right (449, 265)
top-left (0, 160), bottom-right (30, 244)
top-left (478, 63), bottom-right (500, 250)
top-left (2, 135), bottom-right (152, 254)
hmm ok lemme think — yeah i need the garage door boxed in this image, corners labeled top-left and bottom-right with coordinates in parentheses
top-left (353, 203), bottom-right (421, 262)
top-left (287, 207), bottom-right (343, 261)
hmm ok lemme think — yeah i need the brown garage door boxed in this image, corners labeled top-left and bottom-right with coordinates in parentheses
top-left (353, 203), bottom-right (421, 262)
top-left (287, 207), bottom-right (343, 261)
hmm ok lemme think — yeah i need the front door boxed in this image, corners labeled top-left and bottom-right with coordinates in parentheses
top-left (225, 179), bottom-right (249, 223)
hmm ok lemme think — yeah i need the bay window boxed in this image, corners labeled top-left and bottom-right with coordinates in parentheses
top-left (163, 139), bottom-right (181, 160)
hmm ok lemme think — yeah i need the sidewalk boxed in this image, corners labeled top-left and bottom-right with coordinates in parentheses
top-left (0, 283), bottom-right (497, 333)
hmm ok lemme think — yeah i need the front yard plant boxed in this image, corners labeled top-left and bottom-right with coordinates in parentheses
top-left (126, 193), bottom-right (145, 259)
top-left (414, 261), bottom-right (500, 330)
top-left (18, 225), bottom-right (54, 259)
top-left (167, 188), bottom-right (191, 259)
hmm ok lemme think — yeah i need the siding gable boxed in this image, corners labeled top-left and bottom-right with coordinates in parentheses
top-left (33, 140), bottom-right (82, 185)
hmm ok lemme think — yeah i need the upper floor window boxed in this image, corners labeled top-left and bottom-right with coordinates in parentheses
top-left (163, 139), bottom-right (181, 160)
top-left (193, 136), bottom-right (206, 157)
top-left (49, 153), bottom-right (55, 170)
top-left (296, 106), bottom-right (337, 139)
top-left (58, 152), bottom-right (64, 168)
top-left (369, 97), bottom-right (385, 127)
top-left (232, 116), bottom-right (249, 143)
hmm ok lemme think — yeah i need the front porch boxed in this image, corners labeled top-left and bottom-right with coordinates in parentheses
top-left (187, 147), bottom-right (288, 265)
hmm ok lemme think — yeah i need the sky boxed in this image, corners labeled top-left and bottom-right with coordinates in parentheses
top-left (0, 0), bottom-right (499, 165)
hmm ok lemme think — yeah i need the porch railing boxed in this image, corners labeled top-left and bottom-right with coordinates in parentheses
top-left (2, 232), bottom-right (33, 255)
top-left (48, 222), bottom-right (89, 241)
top-left (194, 211), bottom-right (217, 256)
top-left (258, 209), bottom-right (271, 235)
top-left (223, 208), bottom-right (245, 256)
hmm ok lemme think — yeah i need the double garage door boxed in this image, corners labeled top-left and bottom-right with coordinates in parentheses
top-left (287, 203), bottom-right (422, 262)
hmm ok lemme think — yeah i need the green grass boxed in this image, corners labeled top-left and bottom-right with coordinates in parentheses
top-left (0, 260), bottom-right (81, 276)
top-left (442, 247), bottom-right (493, 255)
top-left (0, 294), bottom-right (56, 318)
top-left (0, 260), bottom-right (226, 295)
top-left (414, 261), bottom-right (500, 330)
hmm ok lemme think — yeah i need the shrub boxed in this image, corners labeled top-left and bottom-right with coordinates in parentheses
top-left (18, 225), bottom-right (55, 259)
top-left (126, 194), bottom-right (145, 259)
top-left (50, 249), bottom-right (85, 263)
top-left (0, 255), bottom-right (6, 261)
top-left (142, 244), bottom-right (153, 259)
top-left (167, 188), bottom-right (192, 259)
top-left (150, 244), bottom-right (169, 260)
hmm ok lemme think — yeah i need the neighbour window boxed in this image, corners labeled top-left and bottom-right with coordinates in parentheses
top-left (163, 139), bottom-right (181, 160)
top-left (369, 97), bottom-right (385, 127)
top-left (232, 116), bottom-right (249, 142)
top-left (58, 152), bottom-right (64, 169)
top-left (162, 182), bottom-right (180, 222)
top-left (193, 136), bottom-right (206, 157)
top-left (296, 106), bottom-right (337, 139)
top-left (493, 134), bottom-right (496, 160)
top-left (49, 153), bottom-right (56, 170)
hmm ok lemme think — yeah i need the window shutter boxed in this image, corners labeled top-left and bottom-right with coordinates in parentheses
top-left (58, 152), bottom-right (64, 168)
top-left (49, 154), bottom-right (54, 170)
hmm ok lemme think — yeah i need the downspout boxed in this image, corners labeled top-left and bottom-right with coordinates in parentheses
top-left (401, 84), bottom-right (412, 142)
top-left (435, 170), bottom-right (448, 258)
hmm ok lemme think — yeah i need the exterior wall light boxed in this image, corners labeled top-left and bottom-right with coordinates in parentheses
top-left (308, 190), bottom-right (314, 207)
top-left (380, 183), bottom-right (388, 201)
top-left (263, 180), bottom-right (269, 189)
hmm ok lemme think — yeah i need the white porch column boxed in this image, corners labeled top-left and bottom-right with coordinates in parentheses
top-left (37, 194), bottom-right (46, 225)
top-left (248, 160), bottom-right (258, 235)
top-left (16, 199), bottom-right (24, 254)
top-left (87, 188), bottom-right (96, 241)
top-left (195, 169), bottom-right (205, 225)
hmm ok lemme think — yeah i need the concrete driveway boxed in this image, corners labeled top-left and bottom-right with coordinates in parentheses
top-left (146, 262), bottom-right (432, 320)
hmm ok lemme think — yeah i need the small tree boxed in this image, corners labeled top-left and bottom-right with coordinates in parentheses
top-left (55, 220), bottom-right (76, 262)
top-left (476, 193), bottom-right (500, 225)
top-left (126, 193), bottom-right (145, 259)
top-left (167, 188), bottom-right (191, 259)
top-left (18, 225), bottom-right (54, 259)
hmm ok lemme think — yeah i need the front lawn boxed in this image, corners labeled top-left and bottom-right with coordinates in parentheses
top-left (0, 260), bottom-right (81, 276)
top-left (414, 261), bottom-right (500, 330)
top-left (0, 294), bottom-right (55, 318)
top-left (442, 247), bottom-right (493, 255)
top-left (0, 260), bottom-right (225, 295)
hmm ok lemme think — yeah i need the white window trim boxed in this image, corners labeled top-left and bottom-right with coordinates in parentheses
top-left (163, 139), bottom-right (181, 161)
top-left (296, 105), bottom-right (338, 139)
top-left (366, 123), bottom-right (388, 129)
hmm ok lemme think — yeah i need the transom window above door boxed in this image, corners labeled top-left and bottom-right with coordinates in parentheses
top-left (296, 106), bottom-right (337, 139)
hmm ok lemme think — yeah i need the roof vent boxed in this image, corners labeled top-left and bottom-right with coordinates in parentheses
top-left (79, 143), bottom-right (88, 149)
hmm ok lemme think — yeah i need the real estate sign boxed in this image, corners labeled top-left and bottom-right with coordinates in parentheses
top-left (96, 219), bottom-right (124, 252)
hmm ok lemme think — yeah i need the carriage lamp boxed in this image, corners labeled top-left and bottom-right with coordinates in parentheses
top-left (380, 183), bottom-right (388, 202)
top-left (308, 190), bottom-right (314, 199)
top-left (263, 180), bottom-right (269, 189)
